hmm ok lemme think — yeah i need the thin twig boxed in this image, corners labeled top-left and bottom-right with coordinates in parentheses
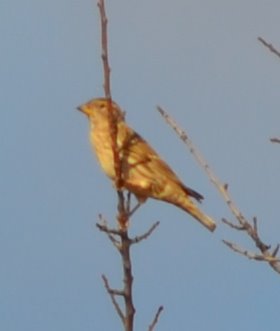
top-left (119, 230), bottom-right (135, 331)
top-left (270, 137), bottom-right (280, 144)
top-left (222, 218), bottom-right (246, 230)
top-left (148, 306), bottom-right (164, 331)
top-left (222, 241), bottom-right (280, 263)
top-left (102, 274), bottom-right (125, 324)
top-left (96, 222), bottom-right (121, 250)
top-left (131, 222), bottom-right (160, 244)
top-left (157, 105), bottom-right (280, 274)
top-left (125, 192), bottom-right (132, 214)
top-left (97, 0), bottom-right (123, 197)
top-left (96, 222), bottom-right (122, 236)
top-left (157, 106), bottom-right (246, 225)
top-left (97, 0), bottom-right (111, 97)
top-left (258, 37), bottom-right (280, 59)
top-left (98, 222), bottom-right (136, 331)
top-left (257, 37), bottom-right (280, 146)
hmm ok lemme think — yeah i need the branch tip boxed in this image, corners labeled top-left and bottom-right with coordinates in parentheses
top-left (131, 221), bottom-right (160, 244)
top-left (101, 274), bottom-right (125, 323)
top-left (148, 305), bottom-right (164, 331)
top-left (258, 37), bottom-right (280, 59)
top-left (270, 137), bottom-right (280, 144)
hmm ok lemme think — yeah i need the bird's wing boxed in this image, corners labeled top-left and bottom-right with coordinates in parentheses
top-left (119, 126), bottom-right (203, 202)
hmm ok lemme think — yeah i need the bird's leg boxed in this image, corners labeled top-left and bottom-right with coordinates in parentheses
top-left (128, 201), bottom-right (142, 217)
top-left (127, 194), bottom-right (146, 217)
top-left (125, 191), bottom-right (132, 214)
top-left (123, 191), bottom-right (139, 216)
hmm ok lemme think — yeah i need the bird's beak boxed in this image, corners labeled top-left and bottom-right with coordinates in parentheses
top-left (77, 105), bottom-right (83, 112)
top-left (77, 104), bottom-right (89, 116)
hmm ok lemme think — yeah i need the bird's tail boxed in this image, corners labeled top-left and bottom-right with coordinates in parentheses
top-left (175, 197), bottom-right (216, 232)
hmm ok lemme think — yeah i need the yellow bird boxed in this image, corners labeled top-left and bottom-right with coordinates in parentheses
top-left (77, 98), bottom-right (216, 232)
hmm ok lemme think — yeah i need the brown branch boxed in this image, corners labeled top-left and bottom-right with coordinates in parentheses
top-left (96, 222), bottom-right (122, 236)
top-left (102, 274), bottom-right (125, 324)
top-left (270, 137), bottom-right (280, 144)
top-left (157, 106), bottom-right (246, 225)
top-left (131, 222), bottom-right (160, 244)
top-left (119, 230), bottom-right (135, 331)
top-left (95, 2), bottom-right (166, 330)
top-left (257, 38), bottom-right (280, 146)
top-left (222, 240), bottom-right (280, 263)
top-left (258, 37), bottom-right (280, 59)
top-left (97, 0), bottom-right (111, 97)
top-left (98, 221), bottom-right (163, 331)
top-left (117, 191), bottom-right (129, 230)
top-left (157, 105), bottom-right (280, 274)
top-left (97, 215), bottom-right (123, 236)
top-left (148, 306), bottom-right (164, 331)
top-left (96, 221), bottom-right (121, 250)
top-left (97, 0), bottom-right (123, 202)
top-left (96, 2), bottom-right (135, 330)
top-left (222, 218), bottom-right (246, 230)
top-left (98, 221), bottom-right (136, 331)
top-left (99, 222), bottom-right (163, 330)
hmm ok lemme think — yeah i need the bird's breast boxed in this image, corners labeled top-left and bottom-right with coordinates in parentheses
top-left (90, 125), bottom-right (116, 179)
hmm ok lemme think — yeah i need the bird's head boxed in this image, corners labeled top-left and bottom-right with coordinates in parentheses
top-left (77, 98), bottom-right (125, 124)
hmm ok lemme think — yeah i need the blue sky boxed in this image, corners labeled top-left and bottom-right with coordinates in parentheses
top-left (1, 1), bottom-right (280, 330)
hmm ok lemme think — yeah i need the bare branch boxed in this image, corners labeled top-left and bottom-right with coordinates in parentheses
top-left (102, 274), bottom-right (125, 324)
top-left (97, 0), bottom-right (111, 97)
top-left (257, 38), bottom-right (280, 146)
top-left (96, 2), bottom-right (162, 330)
top-left (131, 222), bottom-right (160, 244)
top-left (157, 105), bottom-right (280, 273)
top-left (97, 0), bottom-right (124, 208)
top-left (270, 137), bottom-right (280, 144)
top-left (222, 218), bottom-right (246, 230)
top-left (222, 240), bottom-right (280, 263)
top-left (119, 230), bottom-right (135, 331)
top-left (96, 219), bottom-right (123, 236)
top-left (157, 105), bottom-right (245, 226)
top-left (148, 306), bottom-right (164, 331)
top-left (117, 191), bottom-right (129, 230)
top-left (96, 222), bottom-right (121, 250)
top-left (96, 223), bottom-right (120, 236)
top-left (97, 222), bottom-right (136, 330)
top-left (125, 192), bottom-right (132, 214)
top-left (272, 244), bottom-right (280, 257)
top-left (258, 37), bottom-right (280, 59)
top-left (251, 217), bottom-right (270, 252)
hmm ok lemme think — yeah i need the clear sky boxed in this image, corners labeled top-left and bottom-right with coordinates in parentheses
top-left (1, 1), bottom-right (280, 330)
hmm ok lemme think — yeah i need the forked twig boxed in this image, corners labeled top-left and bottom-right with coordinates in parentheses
top-left (96, 217), bottom-right (121, 250)
top-left (222, 241), bottom-right (280, 263)
top-left (102, 274), bottom-right (125, 323)
top-left (97, 218), bottom-right (162, 331)
top-left (97, 221), bottom-right (135, 331)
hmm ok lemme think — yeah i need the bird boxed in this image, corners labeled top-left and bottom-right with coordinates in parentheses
top-left (77, 98), bottom-right (216, 232)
